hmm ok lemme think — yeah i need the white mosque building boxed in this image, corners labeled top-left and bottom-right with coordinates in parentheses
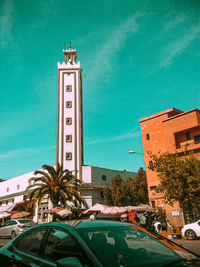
top-left (0, 46), bottom-right (136, 222)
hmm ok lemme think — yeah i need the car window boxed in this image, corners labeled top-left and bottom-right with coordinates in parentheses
top-left (14, 228), bottom-right (46, 256)
top-left (44, 227), bottom-right (92, 266)
top-left (4, 221), bottom-right (17, 226)
top-left (18, 219), bottom-right (33, 224)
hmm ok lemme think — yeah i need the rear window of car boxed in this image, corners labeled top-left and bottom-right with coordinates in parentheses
top-left (5, 221), bottom-right (17, 226)
top-left (18, 219), bottom-right (33, 224)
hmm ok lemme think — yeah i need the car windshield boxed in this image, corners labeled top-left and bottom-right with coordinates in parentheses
top-left (78, 225), bottom-right (184, 267)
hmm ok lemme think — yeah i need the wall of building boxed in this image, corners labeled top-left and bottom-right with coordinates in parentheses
top-left (90, 166), bottom-right (137, 184)
top-left (82, 165), bottom-right (137, 207)
top-left (82, 165), bottom-right (136, 184)
top-left (139, 108), bottom-right (200, 227)
top-left (57, 61), bottom-right (83, 179)
top-left (0, 171), bottom-right (34, 201)
top-left (163, 109), bottom-right (200, 152)
top-left (82, 188), bottom-right (103, 207)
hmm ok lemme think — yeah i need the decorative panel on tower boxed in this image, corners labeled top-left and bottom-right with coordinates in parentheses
top-left (56, 45), bottom-right (83, 180)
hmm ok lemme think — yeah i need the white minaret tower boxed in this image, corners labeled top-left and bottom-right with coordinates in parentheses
top-left (56, 42), bottom-right (83, 180)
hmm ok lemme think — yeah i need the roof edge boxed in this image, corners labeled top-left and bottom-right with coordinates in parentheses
top-left (139, 108), bottom-right (183, 123)
top-left (162, 108), bottom-right (200, 122)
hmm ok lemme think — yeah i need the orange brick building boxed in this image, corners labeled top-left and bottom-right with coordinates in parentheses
top-left (139, 108), bottom-right (200, 226)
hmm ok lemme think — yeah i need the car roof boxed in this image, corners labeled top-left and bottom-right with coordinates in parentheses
top-left (73, 220), bottom-right (132, 229)
top-left (30, 220), bottom-right (132, 231)
top-left (184, 220), bottom-right (200, 226)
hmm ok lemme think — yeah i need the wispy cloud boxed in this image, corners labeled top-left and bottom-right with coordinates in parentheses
top-left (0, 0), bottom-right (14, 47)
top-left (0, 0), bottom-right (23, 72)
top-left (85, 12), bottom-right (144, 85)
top-left (159, 22), bottom-right (200, 68)
top-left (161, 15), bottom-right (186, 34)
top-left (85, 128), bottom-right (140, 145)
top-left (0, 146), bottom-right (55, 161)
top-left (29, 0), bottom-right (56, 30)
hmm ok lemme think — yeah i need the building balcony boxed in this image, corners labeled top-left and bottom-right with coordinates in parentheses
top-left (176, 140), bottom-right (200, 153)
top-left (180, 140), bottom-right (194, 147)
top-left (149, 191), bottom-right (163, 199)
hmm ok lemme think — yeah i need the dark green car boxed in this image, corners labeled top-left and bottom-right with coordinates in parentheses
top-left (0, 220), bottom-right (199, 266)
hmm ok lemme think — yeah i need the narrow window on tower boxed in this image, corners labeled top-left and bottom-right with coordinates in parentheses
top-left (66, 135), bottom-right (72, 142)
top-left (66, 118), bottom-right (72, 125)
top-left (66, 152), bottom-right (72, 160)
top-left (66, 85), bottom-right (72, 92)
top-left (146, 133), bottom-right (150, 140)
top-left (66, 101), bottom-right (72, 108)
top-left (185, 131), bottom-right (191, 141)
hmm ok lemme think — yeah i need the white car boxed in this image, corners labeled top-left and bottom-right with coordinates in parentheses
top-left (0, 219), bottom-right (35, 239)
top-left (181, 220), bottom-right (200, 240)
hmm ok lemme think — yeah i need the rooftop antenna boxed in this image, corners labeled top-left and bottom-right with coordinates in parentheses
top-left (69, 40), bottom-right (71, 48)
top-left (64, 41), bottom-right (67, 50)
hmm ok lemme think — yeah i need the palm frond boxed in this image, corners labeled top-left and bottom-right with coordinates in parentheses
top-left (26, 182), bottom-right (48, 191)
top-left (34, 170), bottom-right (52, 182)
top-left (42, 165), bottom-right (58, 178)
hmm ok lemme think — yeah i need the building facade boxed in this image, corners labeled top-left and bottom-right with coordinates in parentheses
top-left (139, 108), bottom-right (200, 226)
top-left (0, 166), bottom-right (136, 222)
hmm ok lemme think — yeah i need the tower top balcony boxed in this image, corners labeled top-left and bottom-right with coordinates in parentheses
top-left (63, 41), bottom-right (77, 64)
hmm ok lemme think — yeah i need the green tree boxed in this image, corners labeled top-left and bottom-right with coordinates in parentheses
top-left (102, 186), bottom-right (113, 206)
top-left (132, 167), bottom-right (149, 205)
top-left (26, 164), bottom-right (86, 210)
top-left (148, 151), bottom-right (200, 217)
top-left (103, 168), bottom-right (148, 206)
top-left (103, 175), bottom-right (123, 206)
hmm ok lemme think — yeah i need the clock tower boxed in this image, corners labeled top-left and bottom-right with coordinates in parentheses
top-left (56, 43), bottom-right (83, 180)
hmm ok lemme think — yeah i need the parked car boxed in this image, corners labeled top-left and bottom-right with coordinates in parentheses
top-left (0, 219), bottom-right (35, 239)
top-left (181, 220), bottom-right (200, 240)
top-left (0, 220), bottom-right (199, 266)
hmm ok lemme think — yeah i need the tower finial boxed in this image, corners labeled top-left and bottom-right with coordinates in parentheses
top-left (69, 40), bottom-right (71, 48)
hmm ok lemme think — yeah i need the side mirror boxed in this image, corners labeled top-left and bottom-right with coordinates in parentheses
top-left (56, 257), bottom-right (83, 267)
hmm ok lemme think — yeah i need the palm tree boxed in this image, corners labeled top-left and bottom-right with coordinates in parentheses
top-left (26, 164), bottom-right (86, 210)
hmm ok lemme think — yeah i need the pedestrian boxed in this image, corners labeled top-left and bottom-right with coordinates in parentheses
top-left (133, 214), bottom-right (140, 225)
top-left (90, 212), bottom-right (96, 221)
top-left (167, 220), bottom-right (173, 233)
top-left (154, 221), bottom-right (162, 233)
top-left (121, 213), bottom-right (128, 222)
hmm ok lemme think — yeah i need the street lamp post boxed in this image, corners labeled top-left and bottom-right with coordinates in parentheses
top-left (128, 150), bottom-right (143, 155)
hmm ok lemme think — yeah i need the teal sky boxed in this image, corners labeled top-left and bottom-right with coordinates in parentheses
top-left (0, 0), bottom-right (200, 179)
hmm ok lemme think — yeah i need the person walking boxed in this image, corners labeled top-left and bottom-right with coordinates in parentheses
top-left (154, 221), bottom-right (162, 233)
top-left (90, 212), bottom-right (96, 221)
